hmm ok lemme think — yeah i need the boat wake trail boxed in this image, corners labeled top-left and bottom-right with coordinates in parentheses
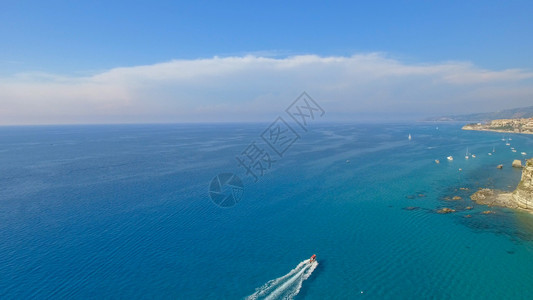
top-left (246, 259), bottom-right (318, 300)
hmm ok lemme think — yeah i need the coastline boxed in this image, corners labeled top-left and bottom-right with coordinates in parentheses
top-left (470, 189), bottom-right (533, 214)
top-left (462, 118), bottom-right (533, 134)
top-left (470, 159), bottom-right (533, 213)
top-left (462, 127), bottom-right (533, 135)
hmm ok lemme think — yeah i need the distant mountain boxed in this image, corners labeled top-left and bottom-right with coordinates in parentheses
top-left (426, 106), bottom-right (533, 122)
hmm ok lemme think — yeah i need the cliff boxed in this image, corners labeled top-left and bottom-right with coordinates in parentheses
top-left (471, 159), bottom-right (533, 212)
top-left (512, 159), bottom-right (533, 210)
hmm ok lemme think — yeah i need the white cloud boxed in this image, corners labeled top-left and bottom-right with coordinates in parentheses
top-left (1, 53), bottom-right (533, 124)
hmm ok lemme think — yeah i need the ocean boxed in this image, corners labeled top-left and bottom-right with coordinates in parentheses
top-left (1, 123), bottom-right (533, 299)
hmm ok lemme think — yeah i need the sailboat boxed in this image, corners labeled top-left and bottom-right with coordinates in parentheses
top-left (465, 147), bottom-right (469, 159)
top-left (488, 146), bottom-right (495, 155)
top-left (408, 134), bottom-right (412, 141)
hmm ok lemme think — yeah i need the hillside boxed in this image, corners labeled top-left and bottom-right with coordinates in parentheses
top-left (426, 106), bottom-right (533, 122)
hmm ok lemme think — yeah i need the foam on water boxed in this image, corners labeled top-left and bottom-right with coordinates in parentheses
top-left (247, 259), bottom-right (318, 300)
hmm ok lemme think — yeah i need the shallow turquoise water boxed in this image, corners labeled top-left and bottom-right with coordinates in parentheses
top-left (1, 123), bottom-right (533, 299)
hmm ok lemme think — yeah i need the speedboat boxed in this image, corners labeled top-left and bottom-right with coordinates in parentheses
top-left (522, 152), bottom-right (527, 156)
top-left (447, 156), bottom-right (453, 161)
top-left (309, 254), bottom-right (317, 263)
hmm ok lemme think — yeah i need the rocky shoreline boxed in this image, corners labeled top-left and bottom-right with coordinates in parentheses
top-left (470, 159), bottom-right (533, 212)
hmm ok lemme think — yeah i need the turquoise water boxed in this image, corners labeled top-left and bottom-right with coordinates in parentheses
top-left (1, 123), bottom-right (533, 299)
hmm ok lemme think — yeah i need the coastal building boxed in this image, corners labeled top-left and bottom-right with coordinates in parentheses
top-left (463, 118), bottom-right (533, 134)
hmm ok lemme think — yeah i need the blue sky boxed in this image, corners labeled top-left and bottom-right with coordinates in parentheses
top-left (1, 1), bottom-right (533, 124)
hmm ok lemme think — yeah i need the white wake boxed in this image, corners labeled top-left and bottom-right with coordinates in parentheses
top-left (246, 259), bottom-right (318, 300)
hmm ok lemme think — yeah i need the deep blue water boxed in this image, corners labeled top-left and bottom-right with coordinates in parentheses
top-left (1, 123), bottom-right (533, 299)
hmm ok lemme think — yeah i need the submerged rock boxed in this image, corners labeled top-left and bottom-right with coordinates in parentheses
top-left (471, 189), bottom-right (495, 201)
top-left (452, 196), bottom-right (462, 200)
top-left (437, 207), bottom-right (456, 214)
top-left (403, 206), bottom-right (419, 211)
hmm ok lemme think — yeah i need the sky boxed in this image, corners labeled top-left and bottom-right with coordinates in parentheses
top-left (1, 0), bottom-right (533, 125)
